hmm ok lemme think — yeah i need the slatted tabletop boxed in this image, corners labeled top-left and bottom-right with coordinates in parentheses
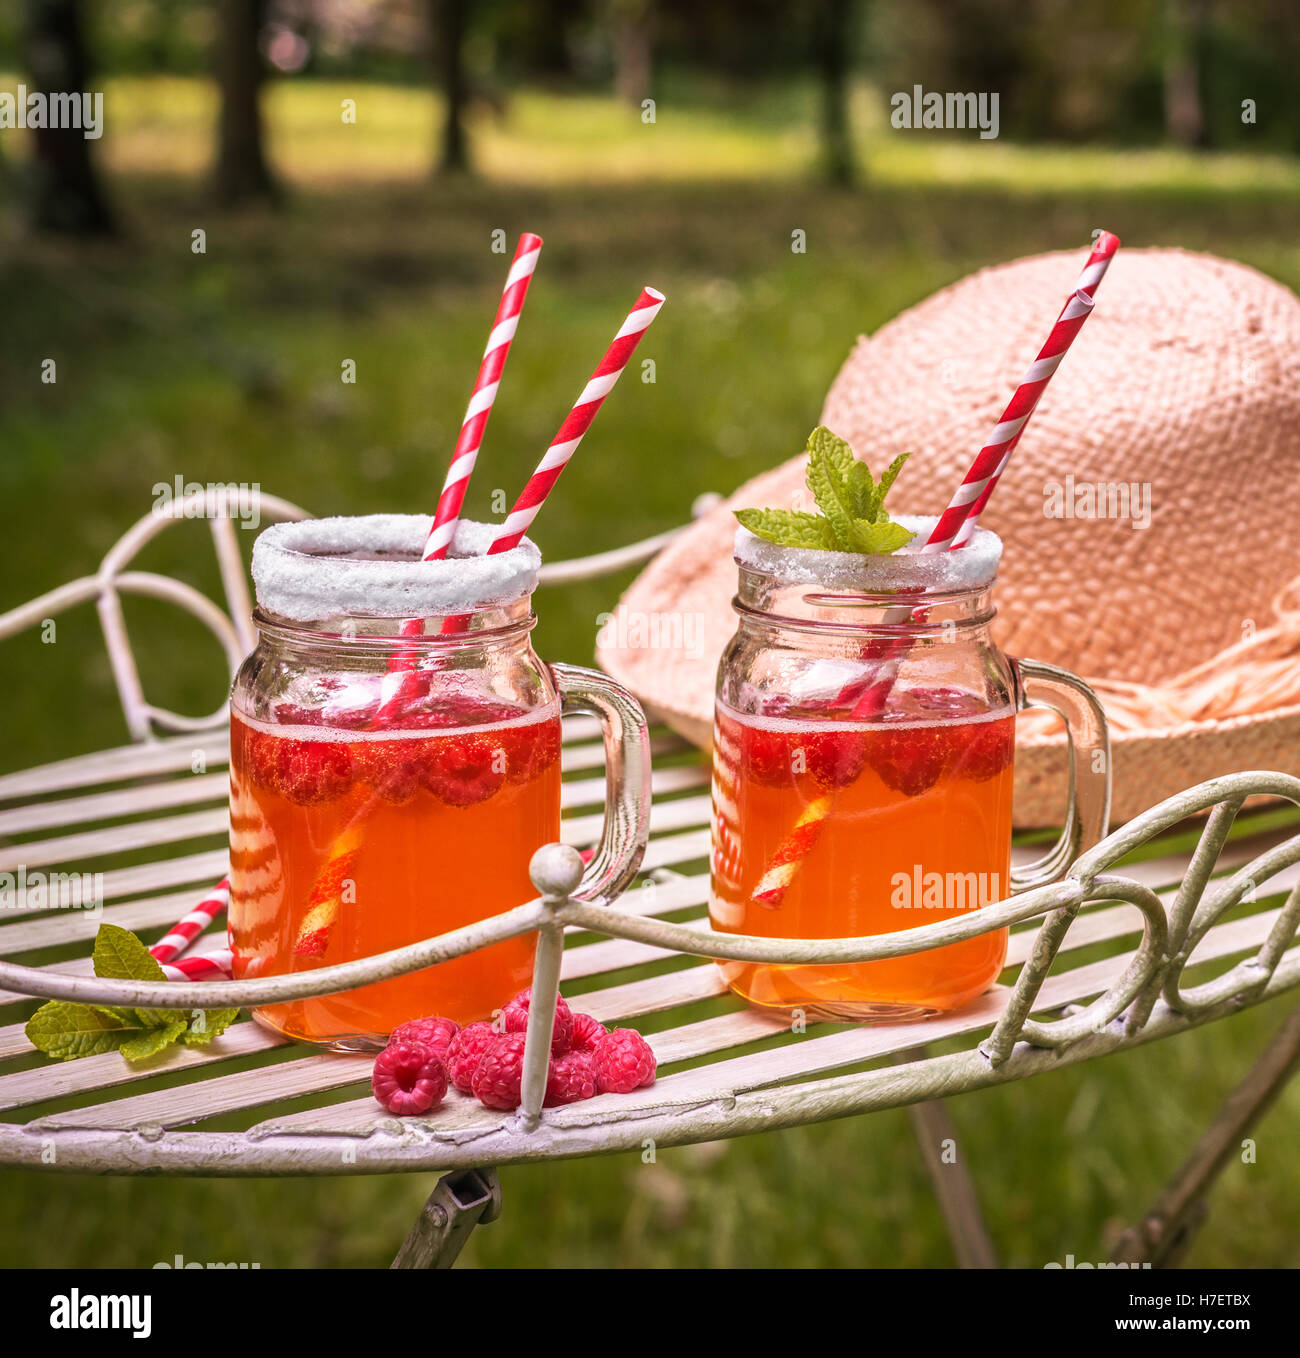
top-left (1, 718), bottom-right (1298, 1176)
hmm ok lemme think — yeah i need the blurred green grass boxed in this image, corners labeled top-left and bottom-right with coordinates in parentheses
top-left (1, 77), bottom-right (1298, 1268)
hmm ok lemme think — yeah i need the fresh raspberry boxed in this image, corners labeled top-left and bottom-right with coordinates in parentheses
top-left (270, 702), bottom-right (326, 727)
top-left (591, 1028), bottom-right (656, 1094)
top-left (360, 737), bottom-right (435, 805)
top-left (501, 988), bottom-right (573, 1054)
top-left (422, 734), bottom-right (506, 807)
top-left (803, 730), bottom-right (867, 790)
top-left (864, 724), bottom-right (955, 797)
top-left (471, 1033), bottom-right (527, 1110)
top-left (742, 726), bottom-right (794, 787)
top-left (278, 737), bottom-right (354, 806)
top-left (569, 1012), bottom-right (607, 1053)
top-left (953, 718), bottom-right (1015, 783)
top-left (545, 1050), bottom-right (598, 1106)
top-left (504, 718), bottom-right (562, 785)
top-left (390, 1016), bottom-right (459, 1061)
top-left (241, 727), bottom-right (282, 793)
top-left (445, 1021), bottom-right (499, 1093)
top-left (371, 1042), bottom-right (448, 1116)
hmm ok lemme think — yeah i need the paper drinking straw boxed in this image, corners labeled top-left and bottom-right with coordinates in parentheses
top-left (422, 232), bottom-right (544, 562)
top-left (149, 879), bottom-right (230, 964)
top-left (952, 231), bottom-right (1119, 547)
top-left (388, 232), bottom-right (545, 692)
top-left (923, 287), bottom-right (1096, 552)
top-left (749, 236), bottom-right (1118, 909)
top-left (291, 286), bottom-right (667, 958)
top-left (160, 948), bottom-right (233, 983)
top-left (486, 287), bottom-right (666, 556)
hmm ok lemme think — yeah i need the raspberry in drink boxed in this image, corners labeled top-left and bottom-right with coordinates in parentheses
top-left (229, 704), bottom-right (560, 1043)
top-left (230, 514), bottom-right (651, 1051)
top-left (714, 431), bottom-right (1110, 1020)
top-left (711, 699), bottom-right (1014, 1017)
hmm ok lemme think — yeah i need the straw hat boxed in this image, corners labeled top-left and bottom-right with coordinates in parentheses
top-left (601, 247), bottom-right (1300, 825)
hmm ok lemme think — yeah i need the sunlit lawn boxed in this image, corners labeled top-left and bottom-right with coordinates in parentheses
top-left (0, 76), bottom-right (1297, 1268)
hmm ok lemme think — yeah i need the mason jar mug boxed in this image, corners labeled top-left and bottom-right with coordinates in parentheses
top-left (710, 517), bottom-right (1110, 1021)
top-left (229, 515), bottom-right (650, 1050)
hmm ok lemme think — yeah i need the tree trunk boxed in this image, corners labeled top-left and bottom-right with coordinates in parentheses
top-left (23, 0), bottom-right (115, 235)
top-left (1163, 0), bottom-right (1207, 148)
top-left (612, 0), bottom-right (653, 108)
top-left (213, 0), bottom-right (277, 204)
top-left (814, 0), bottom-right (857, 186)
top-left (432, 0), bottom-right (471, 175)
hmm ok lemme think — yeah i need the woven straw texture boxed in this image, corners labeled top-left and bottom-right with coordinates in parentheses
top-left (601, 247), bottom-right (1300, 825)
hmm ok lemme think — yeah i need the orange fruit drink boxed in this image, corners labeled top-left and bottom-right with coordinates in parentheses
top-left (229, 696), bottom-right (560, 1048)
top-left (710, 688), bottom-right (1014, 1020)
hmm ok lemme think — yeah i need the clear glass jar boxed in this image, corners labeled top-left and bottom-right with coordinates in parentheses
top-left (229, 515), bottom-right (650, 1050)
top-left (710, 517), bottom-right (1109, 1021)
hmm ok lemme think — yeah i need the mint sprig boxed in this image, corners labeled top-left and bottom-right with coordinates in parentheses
top-left (736, 425), bottom-right (916, 556)
top-left (25, 923), bottom-right (240, 1063)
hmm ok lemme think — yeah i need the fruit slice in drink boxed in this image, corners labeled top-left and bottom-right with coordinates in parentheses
top-left (710, 696), bottom-right (1014, 1020)
top-left (229, 702), bottom-right (561, 1048)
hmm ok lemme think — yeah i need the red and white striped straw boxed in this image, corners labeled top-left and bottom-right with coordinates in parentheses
top-left (149, 879), bottom-right (229, 964)
top-left (160, 948), bottom-right (233, 983)
top-left (951, 230), bottom-right (1119, 547)
top-left (922, 286), bottom-right (1096, 553)
top-left (289, 286), bottom-right (666, 957)
top-left (751, 233), bottom-right (1119, 908)
top-left (486, 287), bottom-right (665, 556)
top-left (422, 233), bottom-right (543, 562)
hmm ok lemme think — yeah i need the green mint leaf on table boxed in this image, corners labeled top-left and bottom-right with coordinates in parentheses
top-left (26, 923), bottom-right (242, 1064)
top-left (93, 921), bottom-right (169, 983)
top-left (24, 1002), bottom-right (145, 1061)
top-left (735, 425), bottom-right (916, 556)
top-left (180, 1008), bottom-right (240, 1047)
top-left (735, 508), bottom-right (837, 550)
top-left (93, 922), bottom-right (180, 1027)
top-left (120, 1020), bottom-right (189, 1062)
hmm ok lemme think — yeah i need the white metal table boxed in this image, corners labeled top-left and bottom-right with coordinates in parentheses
top-left (1, 488), bottom-right (1297, 1268)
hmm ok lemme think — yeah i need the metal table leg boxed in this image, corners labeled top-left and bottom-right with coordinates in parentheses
top-left (1112, 1001), bottom-right (1300, 1266)
top-left (391, 1167), bottom-right (503, 1269)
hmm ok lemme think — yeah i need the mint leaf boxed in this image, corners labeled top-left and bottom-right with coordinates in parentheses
top-left (807, 425), bottom-right (856, 484)
top-left (845, 459), bottom-right (876, 518)
top-left (851, 520), bottom-right (916, 555)
top-left (93, 922), bottom-right (193, 1026)
top-left (25, 1002), bottom-right (144, 1061)
top-left (93, 923), bottom-right (168, 984)
top-left (180, 1008), bottom-right (241, 1047)
top-left (805, 447), bottom-right (857, 551)
top-left (736, 508), bottom-right (836, 550)
top-left (734, 426), bottom-right (915, 561)
top-left (874, 451), bottom-right (910, 514)
top-left (120, 1020), bottom-right (188, 1062)
top-left (26, 924), bottom-right (242, 1065)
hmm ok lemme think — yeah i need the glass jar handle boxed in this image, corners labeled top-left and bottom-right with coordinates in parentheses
top-left (1008, 657), bottom-right (1112, 892)
top-left (550, 662), bottom-right (651, 905)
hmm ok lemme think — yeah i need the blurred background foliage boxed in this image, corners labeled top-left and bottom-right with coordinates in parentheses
top-left (0, 0), bottom-right (1298, 1270)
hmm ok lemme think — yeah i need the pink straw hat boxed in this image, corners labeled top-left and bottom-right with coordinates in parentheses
top-left (601, 247), bottom-right (1300, 825)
